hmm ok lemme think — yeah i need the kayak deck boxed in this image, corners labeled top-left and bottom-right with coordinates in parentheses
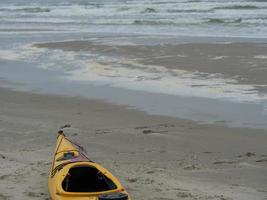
top-left (48, 131), bottom-right (130, 200)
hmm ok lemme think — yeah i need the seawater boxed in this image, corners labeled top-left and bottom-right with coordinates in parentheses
top-left (0, 0), bottom-right (267, 37)
top-left (1, 1), bottom-right (267, 129)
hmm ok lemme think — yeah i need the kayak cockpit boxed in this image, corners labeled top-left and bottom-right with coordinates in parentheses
top-left (49, 132), bottom-right (130, 200)
top-left (62, 165), bottom-right (117, 193)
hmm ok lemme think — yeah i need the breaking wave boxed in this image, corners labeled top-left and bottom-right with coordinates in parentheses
top-left (206, 18), bottom-right (242, 24)
top-left (133, 20), bottom-right (176, 25)
top-left (141, 7), bottom-right (158, 13)
top-left (0, 7), bottom-right (51, 13)
top-left (212, 5), bottom-right (260, 10)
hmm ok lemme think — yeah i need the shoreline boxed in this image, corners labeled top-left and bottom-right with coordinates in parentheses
top-left (34, 41), bottom-right (267, 88)
top-left (1, 0), bottom-right (267, 199)
top-left (1, 35), bottom-right (267, 129)
top-left (0, 87), bottom-right (267, 200)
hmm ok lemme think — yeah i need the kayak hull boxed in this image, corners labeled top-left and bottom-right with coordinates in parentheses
top-left (48, 132), bottom-right (130, 200)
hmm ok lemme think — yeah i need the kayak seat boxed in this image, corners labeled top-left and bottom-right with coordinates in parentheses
top-left (62, 166), bottom-right (117, 192)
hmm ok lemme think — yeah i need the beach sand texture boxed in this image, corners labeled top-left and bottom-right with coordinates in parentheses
top-left (0, 88), bottom-right (267, 200)
top-left (1, 0), bottom-right (267, 199)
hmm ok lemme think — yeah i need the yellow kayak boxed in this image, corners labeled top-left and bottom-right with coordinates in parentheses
top-left (49, 130), bottom-right (130, 200)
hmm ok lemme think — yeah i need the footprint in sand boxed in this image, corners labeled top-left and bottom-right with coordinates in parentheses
top-left (256, 159), bottom-right (267, 163)
top-left (25, 192), bottom-right (39, 198)
top-left (202, 151), bottom-right (213, 154)
top-left (158, 123), bottom-right (175, 128)
top-left (142, 129), bottom-right (153, 134)
top-left (0, 193), bottom-right (8, 200)
top-left (183, 164), bottom-right (200, 170)
top-left (236, 152), bottom-right (256, 158)
top-left (135, 126), bottom-right (149, 130)
top-left (176, 192), bottom-right (232, 200)
top-left (176, 191), bottom-right (194, 198)
top-left (126, 177), bottom-right (138, 183)
top-left (0, 154), bottom-right (6, 159)
top-left (40, 172), bottom-right (47, 177)
top-left (213, 160), bottom-right (238, 165)
top-left (0, 174), bottom-right (9, 180)
top-left (143, 178), bottom-right (154, 184)
top-left (95, 129), bottom-right (112, 135)
top-left (142, 129), bottom-right (168, 135)
top-left (25, 191), bottom-right (47, 198)
top-left (146, 170), bottom-right (155, 174)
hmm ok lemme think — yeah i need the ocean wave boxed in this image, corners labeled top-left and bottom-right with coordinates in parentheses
top-left (165, 4), bottom-right (267, 14)
top-left (167, 9), bottom-right (211, 13)
top-left (1, 0), bottom-right (267, 38)
top-left (132, 18), bottom-right (244, 26)
top-left (250, 0), bottom-right (267, 1)
top-left (206, 18), bottom-right (242, 24)
top-left (212, 5), bottom-right (260, 10)
top-left (117, 7), bottom-right (131, 12)
top-left (0, 7), bottom-right (51, 13)
top-left (151, 1), bottom-right (180, 5)
top-left (141, 8), bottom-right (158, 13)
top-left (52, 55), bottom-right (267, 103)
top-left (76, 2), bottom-right (104, 8)
top-left (20, 7), bottom-right (51, 13)
top-left (133, 20), bottom-right (175, 25)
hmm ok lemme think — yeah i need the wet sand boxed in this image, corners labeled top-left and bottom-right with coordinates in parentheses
top-left (0, 87), bottom-right (267, 200)
top-left (35, 41), bottom-right (267, 90)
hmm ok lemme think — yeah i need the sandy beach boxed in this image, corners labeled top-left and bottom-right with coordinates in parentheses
top-left (1, 0), bottom-right (267, 199)
top-left (0, 87), bottom-right (267, 200)
top-left (2, 34), bottom-right (267, 200)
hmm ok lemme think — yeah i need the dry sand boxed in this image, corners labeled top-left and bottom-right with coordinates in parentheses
top-left (0, 87), bottom-right (267, 200)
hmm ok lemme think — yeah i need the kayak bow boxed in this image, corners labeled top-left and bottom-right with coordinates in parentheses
top-left (48, 130), bottom-right (130, 200)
